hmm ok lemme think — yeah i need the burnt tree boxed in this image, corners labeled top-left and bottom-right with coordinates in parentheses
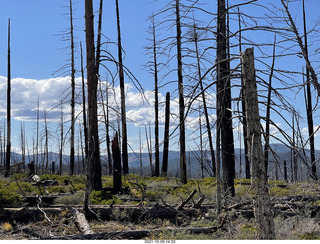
top-left (242, 47), bottom-right (275, 239)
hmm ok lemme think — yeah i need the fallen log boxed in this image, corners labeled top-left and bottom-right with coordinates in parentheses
top-left (41, 225), bottom-right (226, 240)
top-left (70, 207), bottom-right (94, 234)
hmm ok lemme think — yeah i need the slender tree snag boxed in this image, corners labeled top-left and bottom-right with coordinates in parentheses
top-left (161, 92), bottom-right (170, 177)
top-left (192, 21), bottom-right (215, 177)
top-left (112, 132), bottom-right (122, 194)
top-left (284, 160), bottom-right (288, 182)
top-left (264, 35), bottom-right (276, 178)
top-left (151, 16), bottom-right (160, 177)
top-left (175, 0), bottom-right (187, 184)
top-left (280, 0), bottom-right (320, 96)
top-left (5, 18), bottom-right (11, 178)
top-left (302, 0), bottom-right (317, 180)
top-left (145, 124), bottom-right (154, 176)
top-left (59, 100), bottom-right (64, 175)
top-left (242, 48), bottom-right (275, 240)
top-left (95, 0), bottom-right (103, 76)
top-left (80, 42), bottom-right (88, 161)
top-left (105, 85), bottom-right (112, 175)
top-left (36, 97), bottom-right (40, 173)
top-left (69, 0), bottom-right (75, 176)
top-left (115, 0), bottom-right (129, 175)
top-left (217, 0), bottom-right (235, 196)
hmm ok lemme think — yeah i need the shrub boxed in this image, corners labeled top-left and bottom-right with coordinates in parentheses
top-left (0, 188), bottom-right (23, 207)
top-left (46, 185), bottom-right (67, 194)
top-left (90, 190), bottom-right (122, 205)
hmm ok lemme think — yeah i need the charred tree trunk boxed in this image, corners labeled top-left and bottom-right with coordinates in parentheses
top-left (115, 0), bottom-right (129, 175)
top-left (151, 16), bottom-right (160, 177)
top-left (84, 0), bottom-right (102, 193)
top-left (5, 19), bottom-right (11, 178)
top-left (242, 47), bottom-right (275, 240)
top-left (69, 0), bottom-right (75, 176)
top-left (302, 0), bottom-right (317, 180)
top-left (284, 160), bottom-right (288, 182)
top-left (175, 0), bottom-right (187, 184)
top-left (80, 42), bottom-right (88, 161)
top-left (112, 133), bottom-right (122, 194)
top-left (161, 92), bottom-right (170, 177)
top-left (44, 111), bottom-right (49, 173)
top-left (59, 100), bottom-right (64, 175)
top-left (217, 0), bottom-right (235, 196)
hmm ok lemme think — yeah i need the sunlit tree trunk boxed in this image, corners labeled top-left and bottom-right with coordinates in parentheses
top-left (242, 48), bottom-right (275, 239)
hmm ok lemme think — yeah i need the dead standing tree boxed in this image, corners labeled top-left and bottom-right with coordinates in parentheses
top-left (280, 0), bottom-right (320, 180)
top-left (115, 0), bottom-right (129, 175)
top-left (175, 0), bottom-right (187, 184)
top-left (69, 0), bottom-right (76, 176)
top-left (161, 92), bottom-right (170, 177)
top-left (5, 19), bottom-right (11, 178)
top-left (242, 47), bottom-right (275, 239)
top-left (83, 0), bottom-right (102, 217)
top-left (216, 0), bottom-right (235, 196)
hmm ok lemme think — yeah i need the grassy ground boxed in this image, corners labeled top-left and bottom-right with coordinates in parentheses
top-left (0, 173), bottom-right (320, 239)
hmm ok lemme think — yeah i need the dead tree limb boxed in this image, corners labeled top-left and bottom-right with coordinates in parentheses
top-left (176, 189), bottom-right (197, 210)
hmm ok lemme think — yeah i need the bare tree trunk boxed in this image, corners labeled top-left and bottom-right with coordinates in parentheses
top-left (36, 97), bottom-right (40, 174)
top-left (264, 34), bottom-right (276, 179)
top-left (100, 82), bottom-right (112, 175)
top-left (217, 0), bottom-right (235, 196)
top-left (284, 160), bottom-right (288, 182)
top-left (59, 100), bottom-right (64, 175)
top-left (69, 0), bottom-right (75, 176)
top-left (80, 42), bottom-right (88, 161)
top-left (145, 124), bottom-right (154, 176)
top-left (161, 92), bottom-right (170, 177)
top-left (192, 21), bottom-right (216, 177)
top-left (5, 19), bottom-right (11, 178)
top-left (84, 0), bottom-right (102, 195)
top-left (216, 110), bottom-right (221, 216)
top-left (175, 0), bottom-right (187, 184)
top-left (105, 85), bottom-right (112, 176)
top-left (20, 121), bottom-right (26, 164)
top-left (112, 132), bottom-right (122, 194)
top-left (302, 0), bottom-right (317, 180)
top-left (151, 16), bottom-right (160, 177)
top-left (291, 110), bottom-right (297, 181)
top-left (242, 47), bottom-right (275, 240)
top-left (115, 0), bottom-right (129, 175)
top-left (139, 127), bottom-right (143, 176)
top-left (44, 110), bottom-right (49, 173)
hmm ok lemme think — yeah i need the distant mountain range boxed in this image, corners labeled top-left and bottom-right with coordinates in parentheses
top-left (3, 143), bottom-right (318, 180)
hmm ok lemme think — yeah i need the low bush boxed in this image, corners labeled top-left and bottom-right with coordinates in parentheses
top-left (0, 188), bottom-right (23, 207)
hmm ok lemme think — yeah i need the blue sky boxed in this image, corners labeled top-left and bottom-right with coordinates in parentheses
top-left (0, 0), bottom-right (320, 167)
